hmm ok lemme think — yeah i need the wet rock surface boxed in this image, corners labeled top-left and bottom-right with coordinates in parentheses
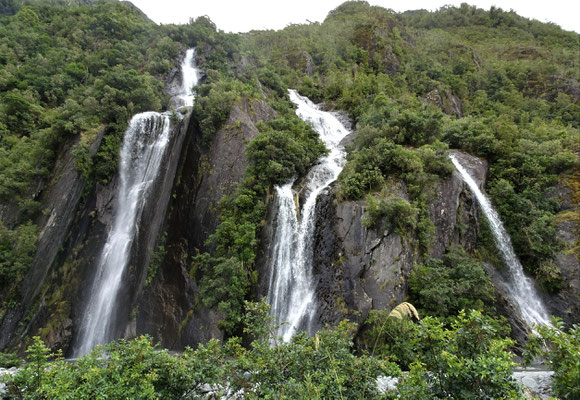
top-left (429, 151), bottom-right (486, 258)
top-left (138, 98), bottom-right (277, 350)
top-left (546, 177), bottom-right (580, 326)
top-left (300, 151), bottom-right (490, 335)
top-left (0, 127), bottom-right (104, 351)
top-left (513, 369), bottom-right (554, 399)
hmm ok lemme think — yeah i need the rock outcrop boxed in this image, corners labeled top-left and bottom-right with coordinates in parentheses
top-left (0, 128), bottom-right (103, 351)
top-left (423, 89), bottom-right (463, 118)
top-left (545, 173), bottom-right (580, 326)
top-left (259, 151), bottom-right (493, 338)
top-left (137, 98), bottom-right (277, 350)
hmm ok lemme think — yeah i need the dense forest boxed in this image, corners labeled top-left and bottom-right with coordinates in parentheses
top-left (0, 0), bottom-right (578, 398)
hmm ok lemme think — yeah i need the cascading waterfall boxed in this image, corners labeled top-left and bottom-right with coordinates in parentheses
top-left (74, 49), bottom-right (200, 356)
top-left (172, 48), bottom-right (199, 108)
top-left (449, 154), bottom-right (551, 328)
top-left (267, 90), bottom-right (350, 341)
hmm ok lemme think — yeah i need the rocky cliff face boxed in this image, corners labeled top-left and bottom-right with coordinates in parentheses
top-left (28, 110), bottom-right (191, 355)
top-left (259, 151), bottom-right (494, 337)
top-left (0, 128), bottom-right (103, 351)
top-left (0, 58), bottom-right (194, 353)
top-left (545, 174), bottom-right (580, 326)
top-left (136, 97), bottom-right (277, 350)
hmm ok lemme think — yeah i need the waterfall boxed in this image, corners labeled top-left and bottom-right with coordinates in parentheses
top-left (172, 48), bottom-right (199, 108)
top-left (449, 154), bottom-right (551, 328)
top-left (267, 90), bottom-right (350, 341)
top-left (74, 49), bottom-right (200, 356)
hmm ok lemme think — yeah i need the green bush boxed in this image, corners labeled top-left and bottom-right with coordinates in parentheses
top-left (408, 249), bottom-right (496, 318)
top-left (376, 310), bottom-right (521, 399)
top-left (246, 116), bottom-right (326, 189)
top-left (364, 311), bottom-right (417, 368)
top-left (193, 72), bottom-right (258, 141)
top-left (0, 221), bottom-right (38, 295)
top-left (363, 195), bottom-right (418, 235)
top-left (0, 350), bottom-right (21, 368)
top-left (524, 318), bottom-right (580, 399)
top-left (4, 303), bottom-right (401, 400)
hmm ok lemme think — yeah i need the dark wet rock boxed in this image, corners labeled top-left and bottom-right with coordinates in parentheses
top-left (0, 127), bottom-right (103, 351)
top-left (429, 151), bottom-right (486, 258)
top-left (308, 181), bottom-right (417, 333)
top-left (137, 98), bottom-right (277, 350)
top-left (545, 177), bottom-right (579, 326)
top-left (423, 89), bottom-right (463, 117)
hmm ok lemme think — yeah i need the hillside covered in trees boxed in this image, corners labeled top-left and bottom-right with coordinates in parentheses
top-left (0, 0), bottom-right (578, 398)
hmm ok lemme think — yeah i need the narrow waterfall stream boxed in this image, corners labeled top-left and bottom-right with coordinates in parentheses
top-left (449, 155), bottom-right (551, 328)
top-left (267, 90), bottom-right (350, 341)
top-left (74, 49), bottom-right (200, 356)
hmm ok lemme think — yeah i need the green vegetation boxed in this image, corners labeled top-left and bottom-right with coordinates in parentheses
top-left (193, 106), bottom-right (326, 334)
top-left (0, 0), bottom-right (173, 200)
top-left (2, 303), bottom-right (396, 399)
top-left (3, 303), bottom-right (529, 399)
top-left (0, 222), bottom-right (38, 302)
top-left (524, 318), bottom-right (580, 399)
top-left (365, 309), bottom-right (518, 399)
top-left (192, 72), bottom-right (258, 142)
top-left (362, 196), bottom-right (418, 235)
top-left (0, 1), bottom-right (578, 397)
top-left (408, 248), bottom-right (496, 318)
top-left (0, 350), bottom-right (20, 368)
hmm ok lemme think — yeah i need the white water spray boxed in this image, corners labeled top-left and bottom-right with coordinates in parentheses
top-left (74, 49), bottom-right (200, 356)
top-left (267, 90), bottom-right (350, 341)
top-left (173, 48), bottom-right (199, 108)
top-left (449, 154), bottom-right (551, 328)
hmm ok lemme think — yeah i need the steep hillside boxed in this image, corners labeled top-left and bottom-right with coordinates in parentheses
top-left (0, 0), bottom-right (577, 364)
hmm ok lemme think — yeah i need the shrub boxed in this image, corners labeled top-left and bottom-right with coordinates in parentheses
top-left (4, 303), bottom-right (401, 400)
top-left (524, 318), bottom-right (580, 399)
top-left (378, 310), bottom-right (522, 399)
top-left (408, 249), bottom-right (496, 317)
top-left (363, 195), bottom-right (418, 235)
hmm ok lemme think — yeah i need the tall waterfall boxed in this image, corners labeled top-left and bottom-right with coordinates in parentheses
top-left (267, 90), bottom-right (350, 341)
top-left (449, 155), bottom-right (551, 328)
top-left (74, 49), bottom-right (200, 356)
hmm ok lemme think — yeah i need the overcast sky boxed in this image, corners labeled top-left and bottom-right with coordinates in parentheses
top-left (127, 0), bottom-right (580, 33)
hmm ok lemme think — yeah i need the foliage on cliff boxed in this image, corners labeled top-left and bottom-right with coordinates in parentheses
top-left (187, 0), bottom-right (578, 345)
top-left (237, 0), bottom-right (578, 279)
top-left (0, 1), bottom-right (578, 384)
top-left (0, 0), bottom-right (243, 307)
